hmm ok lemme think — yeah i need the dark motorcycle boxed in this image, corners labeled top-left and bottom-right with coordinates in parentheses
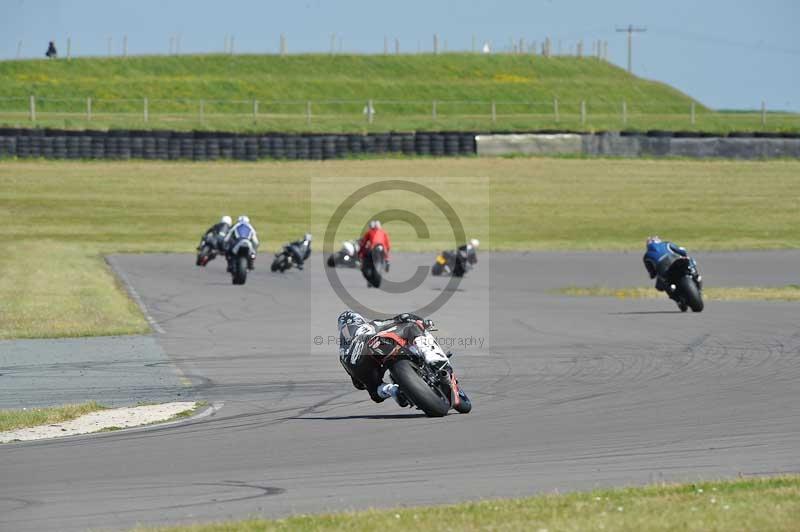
top-left (229, 237), bottom-right (256, 285)
top-left (196, 233), bottom-right (221, 267)
top-left (327, 241), bottom-right (359, 268)
top-left (361, 244), bottom-right (386, 288)
top-left (663, 256), bottom-right (704, 312)
top-left (364, 320), bottom-right (471, 417)
top-left (431, 246), bottom-right (477, 277)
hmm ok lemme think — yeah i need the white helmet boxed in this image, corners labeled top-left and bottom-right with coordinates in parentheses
top-left (368, 220), bottom-right (381, 230)
top-left (238, 215), bottom-right (250, 224)
top-left (221, 215), bottom-right (232, 226)
top-left (469, 238), bottom-right (480, 248)
top-left (646, 235), bottom-right (661, 245)
top-left (304, 233), bottom-right (312, 242)
top-left (343, 241), bottom-right (355, 256)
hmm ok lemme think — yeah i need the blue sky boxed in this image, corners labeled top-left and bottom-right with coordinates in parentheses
top-left (2, 0), bottom-right (798, 110)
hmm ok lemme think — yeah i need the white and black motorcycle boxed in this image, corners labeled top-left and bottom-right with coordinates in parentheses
top-left (364, 319), bottom-right (471, 417)
top-left (228, 232), bottom-right (257, 285)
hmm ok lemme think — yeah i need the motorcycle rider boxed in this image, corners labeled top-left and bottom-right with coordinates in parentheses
top-left (286, 233), bottom-right (312, 270)
top-left (224, 215), bottom-right (260, 272)
top-left (338, 310), bottom-right (439, 406)
top-left (201, 215), bottom-right (232, 252)
top-left (458, 238), bottom-right (480, 267)
top-left (643, 236), bottom-right (702, 298)
top-left (359, 220), bottom-right (391, 272)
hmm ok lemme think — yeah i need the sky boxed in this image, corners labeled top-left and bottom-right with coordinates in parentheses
top-left (2, 0), bottom-right (798, 111)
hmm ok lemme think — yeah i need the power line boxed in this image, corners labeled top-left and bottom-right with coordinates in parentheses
top-left (616, 24), bottom-right (647, 74)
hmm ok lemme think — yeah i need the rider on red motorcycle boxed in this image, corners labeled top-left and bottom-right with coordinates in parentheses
top-left (359, 220), bottom-right (391, 271)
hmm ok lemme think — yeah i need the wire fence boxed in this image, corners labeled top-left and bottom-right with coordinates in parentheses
top-left (0, 96), bottom-right (796, 132)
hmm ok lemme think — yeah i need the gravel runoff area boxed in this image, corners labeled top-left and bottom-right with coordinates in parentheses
top-left (0, 401), bottom-right (197, 443)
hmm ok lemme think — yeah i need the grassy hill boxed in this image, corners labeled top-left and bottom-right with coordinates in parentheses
top-left (0, 54), bottom-right (794, 132)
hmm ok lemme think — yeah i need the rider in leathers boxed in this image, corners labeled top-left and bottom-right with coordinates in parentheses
top-left (286, 233), bottom-right (312, 270)
top-left (202, 215), bottom-right (232, 252)
top-left (338, 310), bottom-right (435, 406)
top-left (643, 236), bottom-right (702, 298)
top-left (223, 215), bottom-right (260, 272)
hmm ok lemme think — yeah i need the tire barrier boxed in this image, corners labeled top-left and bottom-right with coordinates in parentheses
top-left (476, 131), bottom-right (800, 159)
top-left (3, 128), bottom-right (798, 160)
top-left (0, 128), bottom-right (481, 161)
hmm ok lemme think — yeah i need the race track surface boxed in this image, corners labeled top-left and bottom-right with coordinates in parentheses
top-left (2, 251), bottom-right (799, 531)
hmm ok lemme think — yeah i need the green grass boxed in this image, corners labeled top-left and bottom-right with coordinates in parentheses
top-left (0, 401), bottom-right (105, 432)
top-left (1, 157), bottom-right (799, 338)
top-left (560, 285), bottom-right (800, 301)
top-left (135, 475), bottom-right (800, 531)
top-left (2, 54), bottom-right (795, 133)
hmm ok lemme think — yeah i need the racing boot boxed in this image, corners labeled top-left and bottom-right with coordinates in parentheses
top-left (376, 383), bottom-right (409, 407)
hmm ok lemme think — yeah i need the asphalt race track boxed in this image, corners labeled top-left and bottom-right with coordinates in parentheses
top-left (2, 251), bottom-right (799, 531)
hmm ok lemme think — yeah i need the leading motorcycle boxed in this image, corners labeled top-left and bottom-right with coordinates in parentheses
top-left (358, 319), bottom-right (471, 417)
top-left (663, 256), bottom-right (704, 312)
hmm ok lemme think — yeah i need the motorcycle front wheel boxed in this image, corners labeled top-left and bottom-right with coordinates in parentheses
top-left (390, 360), bottom-right (450, 417)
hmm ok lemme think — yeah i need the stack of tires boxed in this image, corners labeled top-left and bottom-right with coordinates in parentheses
top-left (0, 128), bottom-right (481, 160)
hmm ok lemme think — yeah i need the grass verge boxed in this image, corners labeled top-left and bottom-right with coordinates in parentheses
top-left (135, 475), bottom-right (800, 531)
top-left (559, 285), bottom-right (800, 301)
top-left (1, 158), bottom-right (799, 338)
top-left (0, 401), bottom-right (105, 432)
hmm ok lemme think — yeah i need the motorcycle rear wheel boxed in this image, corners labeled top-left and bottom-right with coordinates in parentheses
top-left (390, 360), bottom-right (449, 417)
top-left (233, 256), bottom-right (248, 285)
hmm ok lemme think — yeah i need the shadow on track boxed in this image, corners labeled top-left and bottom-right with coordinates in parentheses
top-left (290, 413), bottom-right (428, 421)
top-left (610, 311), bottom-right (682, 315)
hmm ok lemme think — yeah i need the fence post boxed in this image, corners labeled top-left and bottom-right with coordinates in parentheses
top-left (432, 100), bottom-right (437, 121)
top-left (306, 100), bottom-right (311, 126)
top-left (16, 40), bottom-right (22, 59)
top-left (143, 97), bottom-right (149, 123)
top-left (580, 100), bottom-right (586, 125)
top-left (622, 100), bottom-right (627, 126)
top-left (280, 34), bottom-right (287, 56)
top-left (395, 37), bottom-right (400, 55)
top-left (123, 35), bottom-right (128, 57)
top-left (761, 100), bottom-right (766, 127)
top-left (87, 97), bottom-right (92, 121)
top-left (29, 95), bottom-right (35, 122)
top-left (433, 34), bottom-right (439, 55)
top-left (367, 99), bottom-right (374, 124)
top-left (553, 98), bottom-right (559, 122)
top-left (67, 37), bottom-right (71, 61)
top-left (491, 100), bottom-right (496, 124)
top-left (690, 102), bottom-right (695, 126)
top-left (253, 99), bottom-right (259, 122)
top-left (199, 99), bottom-right (204, 123)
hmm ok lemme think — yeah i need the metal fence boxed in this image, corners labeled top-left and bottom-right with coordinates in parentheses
top-left (1, 95), bottom-right (794, 131)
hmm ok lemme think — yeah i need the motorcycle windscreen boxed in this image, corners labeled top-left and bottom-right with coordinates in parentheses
top-left (235, 225), bottom-right (252, 239)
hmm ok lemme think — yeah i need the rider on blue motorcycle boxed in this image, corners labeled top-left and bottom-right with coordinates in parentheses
top-left (643, 236), bottom-right (702, 298)
top-left (224, 215), bottom-right (260, 272)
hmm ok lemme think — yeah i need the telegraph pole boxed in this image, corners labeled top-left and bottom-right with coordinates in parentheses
top-left (616, 24), bottom-right (646, 73)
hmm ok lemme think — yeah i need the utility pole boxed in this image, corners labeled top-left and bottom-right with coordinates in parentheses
top-left (616, 24), bottom-right (646, 73)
